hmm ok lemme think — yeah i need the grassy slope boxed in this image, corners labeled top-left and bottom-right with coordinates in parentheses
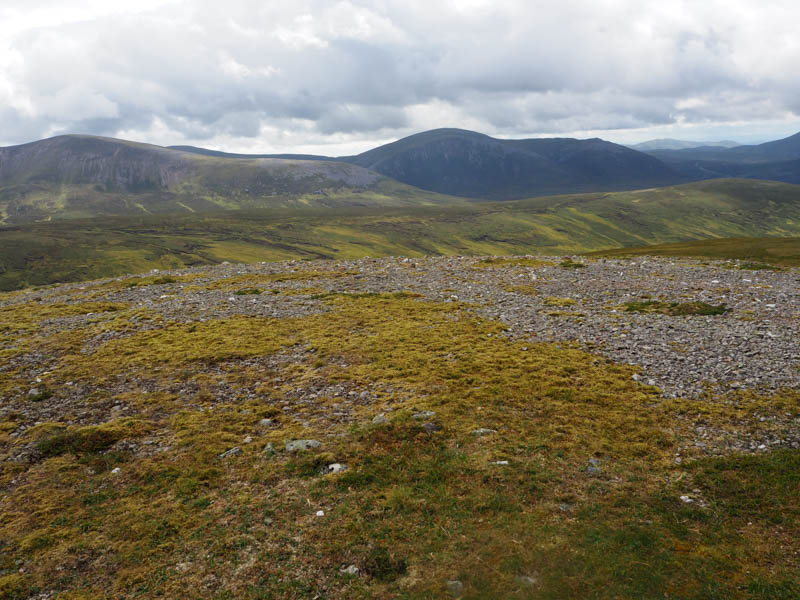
top-left (0, 282), bottom-right (797, 599)
top-left (1, 178), bottom-right (800, 291)
top-left (587, 236), bottom-right (800, 267)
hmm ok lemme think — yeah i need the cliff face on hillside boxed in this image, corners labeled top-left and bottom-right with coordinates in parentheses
top-left (0, 135), bottom-right (191, 191)
top-left (0, 136), bottom-right (412, 223)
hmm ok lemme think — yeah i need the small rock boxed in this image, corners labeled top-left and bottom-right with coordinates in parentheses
top-left (243, 435), bottom-right (253, 444)
top-left (558, 503), bottom-right (573, 513)
top-left (680, 495), bottom-right (694, 503)
top-left (111, 467), bottom-right (121, 474)
top-left (219, 447), bottom-right (243, 459)
top-left (285, 439), bottom-right (321, 452)
top-left (258, 418), bottom-right (273, 426)
top-left (515, 575), bottom-right (537, 588)
top-left (412, 410), bottom-right (436, 420)
top-left (493, 460), bottom-right (510, 465)
top-left (472, 428), bottom-right (497, 436)
top-left (175, 562), bottom-right (192, 573)
top-left (323, 463), bottom-right (348, 475)
top-left (340, 564), bottom-right (360, 575)
top-left (372, 413), bottom-right (388, 425)
top-left (316, 510), bottom-right (325, 517)
top-left (263, 442), bottom-right (275, 454)
top-left (423, 422), bottom-right (443, 434)
top-left (447, 580), bottom-right (464, 597)
top-left (586, 458), bottom-right (602, 474)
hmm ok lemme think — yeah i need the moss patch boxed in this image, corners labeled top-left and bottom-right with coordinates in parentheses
top-left (623, 300), bottom-right (728, 316)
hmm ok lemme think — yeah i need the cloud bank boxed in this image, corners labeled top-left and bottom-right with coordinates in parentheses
top-left (2, 0), bottom-right (799, 153)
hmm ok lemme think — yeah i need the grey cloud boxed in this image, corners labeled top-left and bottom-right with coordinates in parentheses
top-left (1, 0), bottom-right (799, 151)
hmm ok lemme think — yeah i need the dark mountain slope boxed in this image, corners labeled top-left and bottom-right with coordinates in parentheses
top-left (342, 128), bottom-right (683, 199)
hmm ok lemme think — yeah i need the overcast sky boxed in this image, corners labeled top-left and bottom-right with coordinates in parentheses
top-left (2, 0), bottom-right (799, 154)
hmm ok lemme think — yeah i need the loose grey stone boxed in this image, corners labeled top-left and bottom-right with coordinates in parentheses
top-left (219, 447), bottom-right (243, 459)
top-left (472, 428), bottom-right (497, 436)
top-left (285, 439), bottom-right (321, 452)
top-left (263, 443), bottom-right (275, 454)
top-left (447, 580), bottom-right (463, 597)
top-left (372, 413), bottom-right (388, 425)
top-left (323, 463), bottom-right (348, 475)
top-left (515, 575), bottom-right (537, 587)
top-left (424, 422), bottom-right (443, 434)
top-left (340, 565), bottom-right (360, 575)
top-left (258, 418), bottom-right (273, 426)
top-left (412, 410), bottom-right (436, 420)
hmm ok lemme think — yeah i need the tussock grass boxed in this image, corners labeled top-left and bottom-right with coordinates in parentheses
top-left (0, 294), bottom-right (797, 598)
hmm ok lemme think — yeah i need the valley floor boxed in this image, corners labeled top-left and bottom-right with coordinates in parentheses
top-left (0, 256), bottom-right (798, 598)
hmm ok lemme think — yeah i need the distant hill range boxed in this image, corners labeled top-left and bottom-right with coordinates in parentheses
top-left (0, 135), bottom-right (450, 224)
top-left (175, 128), bottom-right (685, 200)
top-left (642, 131), bottom-right (800, 183)
top-left (175, 128), bottom-right (800, 199)
top-left (628, 139), bottom-right (741, 151)
top-left (2, 128), bottom-right (800, 224)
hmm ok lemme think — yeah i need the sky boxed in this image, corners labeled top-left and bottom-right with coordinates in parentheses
top-left (2, 0), bottom-right (800, 155)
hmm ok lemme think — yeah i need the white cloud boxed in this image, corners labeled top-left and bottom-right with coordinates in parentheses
top-left (1, 0), bottom-right (799, 153)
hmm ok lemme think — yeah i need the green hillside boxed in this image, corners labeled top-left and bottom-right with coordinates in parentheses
top-left (2, 179), bottom-right (800, 291)
top-left (588, 236), bottom-right (800, 267)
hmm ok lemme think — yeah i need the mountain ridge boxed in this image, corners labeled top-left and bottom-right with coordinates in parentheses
top-left (172, 128), bottom-right (685, 199)
top-left (0, 134), bottom-right (453, 224)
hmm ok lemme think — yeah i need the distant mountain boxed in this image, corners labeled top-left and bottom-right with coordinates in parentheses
top-left (629, 139), bottom-right (740, 151)
top-left (168, 145), bottom-right (336, 161)
top-left (340, 128), bottom-right (683, 199)
top-left (175, 128), bottom-right (685, 199)
top-left (0, 135), bottom-right (451, 224)
top-left (646, 131), bottom-right (800, 163)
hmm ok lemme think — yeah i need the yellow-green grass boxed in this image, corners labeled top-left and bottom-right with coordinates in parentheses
top-left (588, 236), bottom-right (800, 267)
top-left (0, 293), bottom-right (797, 598)
top-left (4, 179), bottom-right (800, 291)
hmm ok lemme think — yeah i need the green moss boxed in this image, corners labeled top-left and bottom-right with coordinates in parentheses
top-left (233, 287), bottom-right (262, 295)
top-left (560, 259), bottom-right (587, 269)
top-left (36, 419), bottom-right (146, 458)
top-left (544, 296), bottom-right (578, 307)
top-left (0, 574), bottom-right (28, 600)
top-left (474, 257), bottom-right (553, 268)
top-left (623, 300), bottom-right (728, 316)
